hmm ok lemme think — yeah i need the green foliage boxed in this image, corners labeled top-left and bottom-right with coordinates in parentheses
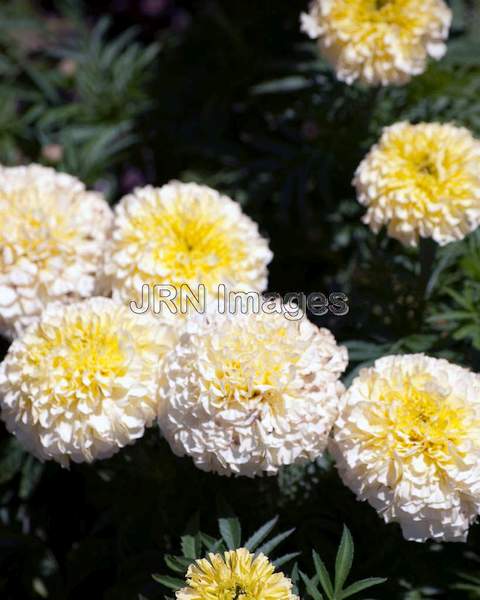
top-left (0, 1), bottom-right (159, 191)
top-left (153, 511), bottom-right (298, 593)
top-left (453, 573), bottom-right (480, 597)
top-left (154, 518), bottom-right (386, 600)
top-left (300, 527), bottom-right (386, 600)
top-left (426, 231), bottom-right (480, 355)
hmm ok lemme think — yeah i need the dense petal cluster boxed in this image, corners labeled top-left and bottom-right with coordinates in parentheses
top-left (0, 298), bottom-right (174, 466)
top-left (354, 122), bottom-right (480, 246)
top-left (158, 308), bottom-right (348, 476)
top-left (103, 182), bottom-right (273, 320)
top-left (301, 0), bottom-right (451, 86)
top-left (331, 354), bottom-right (480, 542)
top-left (176, 548), bottom-right (298, 600)
top-left (0, 164), bottom-right (113, 338)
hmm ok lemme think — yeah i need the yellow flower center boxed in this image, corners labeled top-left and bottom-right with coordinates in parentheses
top-left (418, 160), bottom-right (438, 177)
top-left (332, 0), bottom-right (419, 26)
top-left (27, 317), bottom-right (128, 408)
top-left (374, 0), bottom-right (392, 10)
top-left (208, 323), bottom-right (302, 411)
top-left (382, 131), bottom-right (477, 213)
top-left (376, 375), bottom-right (473, 467)
top-left (126, 201), bottom-right (246, 288)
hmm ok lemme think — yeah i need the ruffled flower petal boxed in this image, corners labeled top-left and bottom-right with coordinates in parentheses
top-left (301, 0), bottom-right (451, 86)
top-left (177, 548), bottom-right (298, 600)
top-left (331, 354), bottom-right (480, 542)
top-left (102, 181), bottom-right (273, 322)
top-left (158, 308), bottom-right (348, 476)
top-left (0, 164), bottom-right (113, 338)
top-left (0, 297), bottom-right (175, 466)
top-left (354, 122), bottom-right (480, 246)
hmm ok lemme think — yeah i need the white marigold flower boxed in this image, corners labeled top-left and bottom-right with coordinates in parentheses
top-left (0, 298), bottom-right (175, 466)
top-left (158, 308), bottom-right (348, 477)
top-left (0, 164), bottom-right (113, 339)
top-left (103, 181), bottom-right (273, 320)
top-left (176, 548), bottom-right (299, 600)
top-left (331, 354), bottom-right (480, 542)
top-left (354, 122), bottom-right (480, 247)
top-left (301, 0), bottom-right (451, 86)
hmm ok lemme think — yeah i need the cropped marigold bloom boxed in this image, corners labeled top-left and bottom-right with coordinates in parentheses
top-left (331, 354), bottom-right (480, 542)
top-left (354, 122), bottom-right (480, 246)
top-left (0, 298), bottom-right (174, 466)
top-left (301, 0), bottom-right (451, 86)
top-left (158, 308), bottom-right (348, 476)
top-left (103, 181), bottom-right (272, 320)
top-left (176, 548), bottom-right (298, 600)
top-left (0, 164), bottom-right (112, 338)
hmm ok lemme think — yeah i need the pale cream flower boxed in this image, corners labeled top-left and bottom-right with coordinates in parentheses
top-left (177, 548), bottom-right (298, 600)
top-left (301, 0), bottom-right (451, 86)
top-left (0, 164), bottom-right (113, 339)
top-left (103, 181), bottom-right (273, 321)
top-left (158, 308), bottom-right (348, 476)
top-left (0, 298), bottom-right (175, 466)
top-left (331, 354), bottom-right (480, 542)
top-left (354, 122), bottom-right (480, 246)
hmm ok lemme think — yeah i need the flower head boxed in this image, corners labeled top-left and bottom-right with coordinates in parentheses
top-left (0, 164), bottom-right (113, 338)
top-left (176, 548), bottom-right (298, 600)
top-left (331, 354), bottom-right (480, 542)
top-left (0, 298), bottom-right (174, 466)
top-left (354, 122), bottom-right (480, 246)
top-left (103, 182), bottom-right (272, 319)
top-left (158, 308), bottom-right (348, 476)
top-left (301, 0), bottom-right (451, 86)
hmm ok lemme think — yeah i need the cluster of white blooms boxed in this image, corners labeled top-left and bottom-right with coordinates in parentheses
top-left (0, 298), bottom-right (174, 466)
top-left (158, 308), bottom-right (348, 476)
top-left (102, 181), bottom-right (273, 322)
top-left (301, 0), bottom-right (451, 86)
top-left (354, 122), bottom-right (480, 247)
top-left (0, 164), bottom-right (112, 338)
top-left (331, 354), bottom-right (480, 542)
top-left (0, 166), bottom-right (286, 471)
top-left (2, 12), bottom-right (480, 548)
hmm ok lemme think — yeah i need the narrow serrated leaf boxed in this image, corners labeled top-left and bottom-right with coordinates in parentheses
top-left (199, 533), bottom-right (219, 551)
top-left (181, 535), bottom-right (197, 559)
top-left (341, 577), bottom-right (386, 599)
top-left (273, 552), bottom-right (300, 568)
top-left (164, 555), bottom-right (193, 573)
top-left (312, 551), bottom-right (334, 600)
top-left (245, 516), bottom-right (279, 551)
top-left (291, 562), bottom-right (300, 594)
top-left (299, 571), bottom-right (324, 600)
top-left (334, 527), bottom-right (354, 595)
top-left (256, 529), bottom-right (294, 556)
top-left (456, 572), bottom-right (480, 585)
top-left (152, 574), bottom-right (185, 590)
top-left (199, 534), bottom-right (225, 554)
top-left (452, 583), bottom-right (480, 592)
top-left (218, 517), bottom-right (241, 550)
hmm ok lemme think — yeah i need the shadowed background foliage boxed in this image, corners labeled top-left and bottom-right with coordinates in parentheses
top-left (1, 1), bottom-right (480, 598)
